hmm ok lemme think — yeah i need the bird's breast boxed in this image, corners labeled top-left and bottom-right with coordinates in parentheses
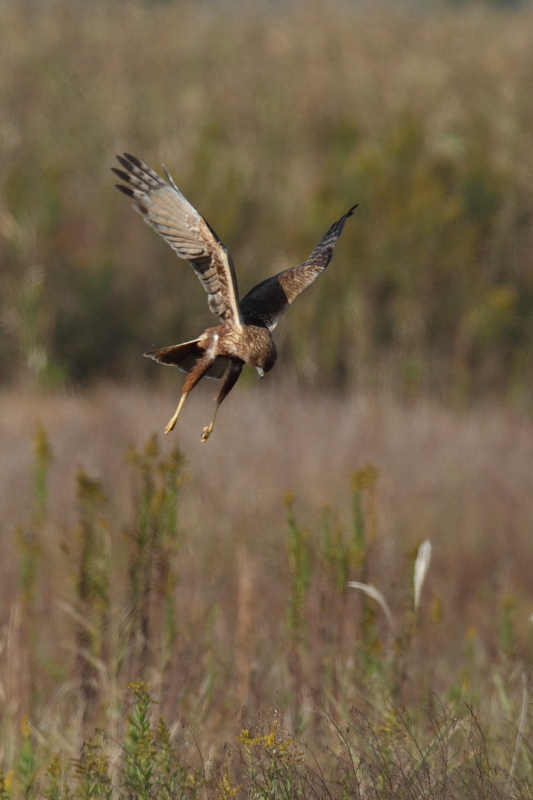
top-left (219, 325), bottom-right (274, 365)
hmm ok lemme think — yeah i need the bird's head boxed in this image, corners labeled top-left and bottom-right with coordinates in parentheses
top-left (255, 342), bottom-right (277, 378)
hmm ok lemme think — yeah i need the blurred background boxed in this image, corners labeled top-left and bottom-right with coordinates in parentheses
top-left (1, 0), bottom-right (533, 400)
top-left (1, 0), bottom-right (533, 782)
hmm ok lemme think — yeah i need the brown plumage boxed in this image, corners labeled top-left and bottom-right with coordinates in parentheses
top-left (113, 153), bottom-right (356, 441)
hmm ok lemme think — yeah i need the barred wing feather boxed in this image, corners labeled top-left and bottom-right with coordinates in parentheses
top-left (113, 154), bottom-right (242, 328)
top-left (240, 205), bottom-right (357, 331)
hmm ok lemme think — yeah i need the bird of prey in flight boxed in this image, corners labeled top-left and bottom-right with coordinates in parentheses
top-left (113, 153), bottom-right (356, 442)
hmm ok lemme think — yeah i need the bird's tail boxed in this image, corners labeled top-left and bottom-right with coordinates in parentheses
top-left (144, 338), bottom-right (203, 370)
top-left (144, 339), bottom-right (229, 379)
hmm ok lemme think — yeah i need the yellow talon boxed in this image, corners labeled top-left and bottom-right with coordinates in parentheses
top-left (201, 424), bottom-right (213, 443)
top-left (164, 393), bottom-right (188, 435)
top-left (201, 404), bottom-right (220, 443)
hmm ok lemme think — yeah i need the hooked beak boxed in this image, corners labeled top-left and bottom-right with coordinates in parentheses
top-left (257, 366), bottom-right (265, 379)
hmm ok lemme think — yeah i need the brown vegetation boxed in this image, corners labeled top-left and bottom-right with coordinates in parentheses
top-left (1, 384), bottom-right (532, 767)
top-left (1, 1), bottom-right (533, 397)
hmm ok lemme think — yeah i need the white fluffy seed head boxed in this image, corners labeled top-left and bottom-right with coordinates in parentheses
top-left (348, 581), bottom-right (394, 628)
top-left (414, 540), bottom-right (432, 612)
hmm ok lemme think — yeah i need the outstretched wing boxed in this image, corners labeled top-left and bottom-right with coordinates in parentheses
top-left (239, 205), bottom-right (357, 331)
top-left (113, 154), bottom-right (242, 328)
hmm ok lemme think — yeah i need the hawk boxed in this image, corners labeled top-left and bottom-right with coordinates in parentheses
top-left (113, 154), bottom-right (356, 442)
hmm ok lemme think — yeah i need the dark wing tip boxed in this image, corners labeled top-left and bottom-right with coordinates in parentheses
top-left (111, 167), bottom-right (131, 182)
top-left (112, 155), bottom-right (144, 196)
top-left (115, 183), bottom-right (134, 198)
top-left (117, 154), bottom-right (135, 172)
top-left (123, 152), bottom-right (143, 168)
top-left (327, 203), bottom-right (358, 236)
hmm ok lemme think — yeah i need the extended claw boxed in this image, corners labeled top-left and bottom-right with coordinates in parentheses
top-left (165, 418), bottom-right (176, 435)
top-left (164, 393), bottom-right (188, 435)
top-left (200, 404), bottom-right (220, 443)
top-left (201, 424), bottom-right (214, 443)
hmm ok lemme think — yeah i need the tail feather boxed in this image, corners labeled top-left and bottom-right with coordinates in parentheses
top-left (144, 338), bottom-right (203, 370)
top-left (144, 339), bottom-right (229, 379)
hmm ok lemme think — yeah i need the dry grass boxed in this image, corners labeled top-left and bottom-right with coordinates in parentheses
top-left (1, 383), bottom-right (532, 757)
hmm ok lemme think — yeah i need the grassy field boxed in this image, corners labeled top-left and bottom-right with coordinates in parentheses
top-left (1, 0), bottom-right (533, 398)
top-left (0, 383), bottom-right (532, 796)
top-left (2, 0), bottom-right (533, 795)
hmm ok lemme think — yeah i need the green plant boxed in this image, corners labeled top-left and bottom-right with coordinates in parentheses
top-left (124, 436), bottom-right (186, 680)
top-left (43, 755), bottom-right (69, 800)
top-left (123, 682), bottom-right (157, 799)
top-left (235, 721), bottom-right (305, 800)
top-left (73, 738), bottom-right (113, 800)
top-left (13, 423), bottom-right (52, 719)
top-left (15, 717), bottom-right (37, 799)
top-left (74, 470), bottom-right (109, 727)
top-left (284, 492), bottom-right (312, 714)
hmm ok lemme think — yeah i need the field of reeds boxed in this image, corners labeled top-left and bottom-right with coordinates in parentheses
top-left (2, 0), bottom-right (533, 796)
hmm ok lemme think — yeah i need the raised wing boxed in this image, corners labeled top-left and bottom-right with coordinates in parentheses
top-left (239, 205), bottom-right (357, 331)
top-left (113, 154), bottom-right (242, 328)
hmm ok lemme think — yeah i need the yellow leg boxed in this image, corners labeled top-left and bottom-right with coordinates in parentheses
top-left (201, 403), bottom-right (220, 443)
top-left (165, 393), bottom-right (188, 435)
